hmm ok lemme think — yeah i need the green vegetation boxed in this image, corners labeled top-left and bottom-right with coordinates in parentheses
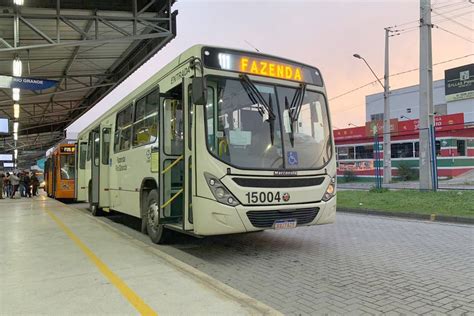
top-left (337, 190), bottom-right (474, 218)
top-left (342, 170), bottom-right (356, 182)
top-left (397, 162), bottom-right (419, 181)
top-left (337, 175), bottom-right (374, 183)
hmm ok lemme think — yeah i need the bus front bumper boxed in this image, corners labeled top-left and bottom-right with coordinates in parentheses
top-left (192, 196), bottom-right (336, 236)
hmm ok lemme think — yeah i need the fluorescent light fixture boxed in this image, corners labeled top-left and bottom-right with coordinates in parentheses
top-left (13, 57), bottom-right (22, 76)
top-left (4, 162), bottom-right (14, 168)
top-left (12, 88), bottom-right (20, 101)
top-left (13, 103), bottom-right (20, 119)
top-left (13, 132), bottom-right (18, 141)
top-left (14, 149), bottom-right (18, 160)
top-left (13, 121), bottom-right (19, 133)
top-left (13, 0), bottom-right (24, 6)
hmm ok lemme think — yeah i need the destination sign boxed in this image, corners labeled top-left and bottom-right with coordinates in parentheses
top-left (0, 75), bottom-right (58, 90)
top-left (202, 47), bottom-right (323, 86)
top-left (60, 146), bottom-right (75, 153)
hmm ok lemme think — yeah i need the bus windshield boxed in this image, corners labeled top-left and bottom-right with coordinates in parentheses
top-left (206, 76), bottom-right (332, 170)
top-left (60, 154), bottom-right (75, 180)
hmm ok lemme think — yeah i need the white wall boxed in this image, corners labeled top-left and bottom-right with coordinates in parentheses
top-left (366, 79), bottom-right (447, 121)
top-left (448, 98), bottom-right (474, 124)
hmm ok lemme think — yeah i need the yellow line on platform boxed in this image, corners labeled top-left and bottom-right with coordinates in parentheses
top-left (44, 209), bottom-right (158, 316)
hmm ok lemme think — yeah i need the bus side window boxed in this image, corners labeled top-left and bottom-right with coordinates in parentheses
top-left (79, 142), bottom-right (87, 169)
top-left (87, 133), bottom-right (93, 161)
top-left (133, 88), bottom-right (159, 147)
top-left (114, 104), bottom-right (133, 152)
top-left (102, 129), bottom-right (111, 165)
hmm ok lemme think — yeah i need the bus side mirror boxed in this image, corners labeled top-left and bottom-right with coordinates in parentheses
top-left (192, 77), bottom-right (207, 105)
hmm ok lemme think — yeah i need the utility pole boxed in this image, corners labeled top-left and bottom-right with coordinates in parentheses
top-left (419, 0), bottom-right (434, 190)
top-left (383, 28), bottom-right (392, 184)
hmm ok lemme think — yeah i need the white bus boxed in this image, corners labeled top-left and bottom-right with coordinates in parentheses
top-left (76, 45), bottom-right (337, 243)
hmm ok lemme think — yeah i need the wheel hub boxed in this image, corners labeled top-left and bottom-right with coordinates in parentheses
top-left (148, 202), bottom-right (159, 230)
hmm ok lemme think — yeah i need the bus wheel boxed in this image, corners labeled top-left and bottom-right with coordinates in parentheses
top-left (146, 189), bottom-right (171, 244)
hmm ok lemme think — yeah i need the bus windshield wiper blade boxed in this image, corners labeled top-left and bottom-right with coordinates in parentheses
top-left (285, 84), bottom-right (307, 147)
top-left (240, 74), bottom-right (276, 144)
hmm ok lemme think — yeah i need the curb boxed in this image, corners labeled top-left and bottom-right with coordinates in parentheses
top-left (59, 200), bottom-right (282, 316)
top-left (337, 207), bottom-right (474, 224)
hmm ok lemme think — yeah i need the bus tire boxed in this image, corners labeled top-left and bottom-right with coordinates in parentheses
top-left (145, 189), bottom-right (171, 244)
top-left (140, 190), bottom-right (149, 234)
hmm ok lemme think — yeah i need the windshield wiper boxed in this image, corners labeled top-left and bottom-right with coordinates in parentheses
top-left (240, 74), bottom-right (276, 144)
top-left (285, 83), bottom-right (306, 147)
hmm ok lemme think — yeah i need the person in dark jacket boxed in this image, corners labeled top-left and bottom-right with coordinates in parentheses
top-left (24, 172), bottom-right (31, 198)
top-left (0, 173), bottom-right (4, 199)
top-left (31, 172), bottom-right (39, 197)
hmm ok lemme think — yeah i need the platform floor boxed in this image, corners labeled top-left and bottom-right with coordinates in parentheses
top-left (0, 196), bottom-right (277, 315)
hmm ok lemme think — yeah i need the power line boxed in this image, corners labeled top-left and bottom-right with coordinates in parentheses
top-left (432, 8), bottom-right (474, 31)
top-left (433, 9), bottom-right (474, 23)
top-left (389, 25), bottom-right (420, 37)
top-left (432, 0), bottom-right (470, 11)
top-left (432, 2), bottom-right (472, 15)
top-left (434, 24), bottom-right (474, 43)
top-left (387, 19), bottom-right (419, 29)
top-left (329, 54), bottom-right (474, 101)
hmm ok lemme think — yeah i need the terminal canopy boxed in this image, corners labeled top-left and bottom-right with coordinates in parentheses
top-left (0, 0), bottom-right (177, 167)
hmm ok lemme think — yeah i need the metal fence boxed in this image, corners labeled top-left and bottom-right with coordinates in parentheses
top-left (336, 121), bottom-right (474, 191)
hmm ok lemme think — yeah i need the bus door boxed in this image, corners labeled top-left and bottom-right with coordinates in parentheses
top-left (160, 95), bottom-right (185, 225)
top-left (183, 78), bottom-right (194, 231)
top-left (52, 152), bottom-right (57, 197)
top-left (90, 127), bottom-right (100, 211)
top-left (77, 142), bottom-right (88, 201)
top-left (100, 126), bottom-right (112, 209)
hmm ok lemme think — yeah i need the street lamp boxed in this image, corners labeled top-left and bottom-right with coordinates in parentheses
top-left (348, 123), bottom-right (357, 127)
top-left (353, 54), bottom-right (384, 90)
top-left (353, 52), bottom-right (391, 184)
top-left (400, 115), bottom-right (411, 120)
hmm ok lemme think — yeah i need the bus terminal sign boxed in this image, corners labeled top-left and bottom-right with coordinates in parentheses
top-left (0, 75), bottom-right (58, 90)
top-left (445, 63), bottom-right (474, 102)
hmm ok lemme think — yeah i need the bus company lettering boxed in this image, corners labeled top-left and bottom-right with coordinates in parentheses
top-left (240, 57), bottom-right (303, 81)
top-left (170, 67), bottom-right (191, 84)
top-left (274, 170), bottom-right (298, 176)
top-left (116, 156), bottom-right (127, 171)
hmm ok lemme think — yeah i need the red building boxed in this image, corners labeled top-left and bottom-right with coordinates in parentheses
top-left (334, 113), bottom-right (474, 178)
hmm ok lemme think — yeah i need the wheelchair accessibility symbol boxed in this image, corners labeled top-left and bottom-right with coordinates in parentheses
top-left (287, 151), bottom-right (299, 166)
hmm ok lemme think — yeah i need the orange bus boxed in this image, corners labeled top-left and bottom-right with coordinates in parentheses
top-left (45, 143), bottom-right (76, 200)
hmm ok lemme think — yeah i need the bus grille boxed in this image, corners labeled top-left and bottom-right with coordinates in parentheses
top-left (233, 177), bottom-right (324, 188)
top-left (247, 208), bottom-right (319, 228)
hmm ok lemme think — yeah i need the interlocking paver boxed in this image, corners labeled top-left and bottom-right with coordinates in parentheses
top-left (95, 208), bottom-right (474, 316)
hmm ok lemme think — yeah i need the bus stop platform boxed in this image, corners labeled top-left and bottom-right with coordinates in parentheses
top-left (0, 196), bottom-right (279, 315)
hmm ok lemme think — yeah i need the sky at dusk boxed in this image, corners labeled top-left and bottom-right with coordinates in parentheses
top-left (68, 0), bottom-right (473, 135)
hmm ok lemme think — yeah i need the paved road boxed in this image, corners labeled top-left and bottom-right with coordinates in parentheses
top-left (74, 204), bottom-right (474, 315)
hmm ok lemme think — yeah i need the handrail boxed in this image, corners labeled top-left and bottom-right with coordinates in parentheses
top-left (161, 188), bottom-right (183, 209)
top-left (161, 155), bottom-right (183, 175)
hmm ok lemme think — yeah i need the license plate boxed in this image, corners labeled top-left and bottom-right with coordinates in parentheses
top-left (273, 219), bottom-right (297, 230)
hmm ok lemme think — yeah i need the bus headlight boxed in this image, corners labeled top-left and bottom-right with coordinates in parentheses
top-left (322, 177), bottom-right (336, 202)
top-left (204, 172), bottom-right (240, 206)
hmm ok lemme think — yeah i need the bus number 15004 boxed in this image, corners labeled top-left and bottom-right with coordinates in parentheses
top-left (245, 191), bottom-right (282, 204)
